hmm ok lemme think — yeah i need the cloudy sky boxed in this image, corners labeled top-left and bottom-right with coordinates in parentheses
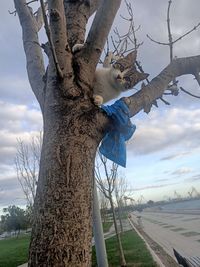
top-left (0, 0), bottom-right (200, 212)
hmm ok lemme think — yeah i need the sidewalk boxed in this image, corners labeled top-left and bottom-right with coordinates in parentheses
top-left (130, 211), bottom-right (200, 258)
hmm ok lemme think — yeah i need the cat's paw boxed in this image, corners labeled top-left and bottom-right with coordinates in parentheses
top-left (72, 43), bottom-right (84, 53)
top-left (93, 95), bottom-right (103, 106)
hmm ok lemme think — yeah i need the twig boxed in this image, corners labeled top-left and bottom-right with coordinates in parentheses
top-left (26, 0), bottom-right (38, 5)
top-left (146, 34), bottom-right (169, 45)
top-left (160, 97), bottom-right (170, 105)
top-left (8, 10), bottom-right (17, 16)
top-left (172, 22), bottom-right (200, 45)
top-left (167, 0), bottom-right (173, 62)
top-left (180, 87), bottom-right (200, 99)
top-left (40, 0), bottom-right (63, 79)
top-left (147, 21), bottom-right (200, 47)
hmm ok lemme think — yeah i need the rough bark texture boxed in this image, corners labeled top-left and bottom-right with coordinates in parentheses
top-left (14, 0), bottom-right (200, 266)
top-left (29, 103), bottom-right (102, 266)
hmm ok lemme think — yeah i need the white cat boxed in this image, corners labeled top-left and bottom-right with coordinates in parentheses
top-left (72, 44), bottom-right (148, 105)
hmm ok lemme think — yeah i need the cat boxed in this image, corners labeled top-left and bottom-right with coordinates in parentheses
top-left (72, 44), bottom-right (148, 105)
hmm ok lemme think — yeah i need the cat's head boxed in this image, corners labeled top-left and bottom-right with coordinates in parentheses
top-left (112, 51), bottom-right (149, 90)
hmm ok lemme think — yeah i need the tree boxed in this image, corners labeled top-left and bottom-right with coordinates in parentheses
top-left (1, 205), bottom-right (28, 236)
top-left (15, 134), bottom-right (42, 211)
top-left (13, 0), bottom-right (200, 266)
top-left (98, 189), bottom-right (109, 224)
top-left (114, 175), bottom-right (129, 233)
top-left (95, 154), bottom-right (126, 266)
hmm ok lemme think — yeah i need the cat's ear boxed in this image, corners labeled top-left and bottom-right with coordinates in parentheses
top-left (123, 69), bottom-right (149, 89)
top-left (125, 51), bottom-right (137, 64)
top-left (113, 50), bottom-right (137, 72)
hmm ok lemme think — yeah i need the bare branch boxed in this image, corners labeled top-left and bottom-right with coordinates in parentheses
top-left (160, 97), bottom-right (170, 105)
top-left (40, 0), bottom-right (63, 78)
top-left (14, 0), bottom-right (45, 111)
top-left (35, 2), bottom-right (47, 31)
top-left (180, 87), bottom-right (200, 99)
top-left (64, 1), bottom-right (91, 49)
top-left (83, 0), bottom-right (122, 76)
top-left (146, 34), bottom-right (169, 45)
top-left (90, 0), bottom-right (101, 16)
top-left (15, 135), bottom-right (42, 208)
top-left (8, 9), bottom-right (17, 15)
top-left (167, 0), bottom-right (173, 62)
top-left (124, 55), bottom-right (200, 116)
top-left (172, 22), bottom-right (200, 45)
top-left (48, 0), bottom-right (72, 78)
top-left (26, 0), bottom-right (38, 5)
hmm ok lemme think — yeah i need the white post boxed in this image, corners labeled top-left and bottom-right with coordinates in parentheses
top-left (93, 180), bottom-right (109, 267)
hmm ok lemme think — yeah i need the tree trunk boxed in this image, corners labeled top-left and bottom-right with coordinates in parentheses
top-left (117, 199), bottom-right (124, 233)
top-left (28, 94), bottom-right (103, 266)
top-left (109, 195), bottom-right (126, 267)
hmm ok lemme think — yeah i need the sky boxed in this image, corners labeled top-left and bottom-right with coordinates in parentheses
top-left (0, 0), bottom-right (200, 212)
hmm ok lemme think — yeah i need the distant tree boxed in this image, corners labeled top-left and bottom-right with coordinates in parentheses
top-left (147, 200), bottom-right (154, 206)
top-left (98, 189), bottom-right (109, 224)
top-left (1, 205), bottom-right (28, 236)
top-left (114, 176), bottom-right (129, 233)
top-left (95, 153), bottom-right (126, 266)
top-left (0, 221), bottom-right (4, 235)
top-left (15, 133), bottom-right (42, 211)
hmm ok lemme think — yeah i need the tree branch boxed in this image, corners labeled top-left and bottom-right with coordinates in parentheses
top-left (180, 87), bottom-right (200, 99)
top-left (123, 55), bottom-right (200, 116)
top-left (48, 0), bottom-right (72, 77)
top-left (83, 0), bottom-right (122, 77)
top-left (14, 0), bottom-right (45, 111)
top-left (41, 0), bottom-right (63, 78)
top-left (64, 0), bottom-right (90, 49)
top-left (90, 0), bottom-right (101, 16)
top-left (35, 3), bottom-right (47, 31)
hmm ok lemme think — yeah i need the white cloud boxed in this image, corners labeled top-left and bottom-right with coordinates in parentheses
top-left (0, 75), bottom-right (36, 105)
top-left (128, 107), bottom-right (200, 155)
top-left (0, 101), bottom-right (42, 165)
top-left (171, 167), bottom-right (193, 176)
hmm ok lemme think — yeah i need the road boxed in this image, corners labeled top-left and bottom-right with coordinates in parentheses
top-left (130, 211), bottom-right (200, 260)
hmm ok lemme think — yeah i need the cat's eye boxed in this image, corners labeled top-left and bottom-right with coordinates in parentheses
top-left (113, 62), bottom-right (124, 72)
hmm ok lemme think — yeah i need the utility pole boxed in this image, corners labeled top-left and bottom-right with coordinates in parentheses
top-left (93, 179), bottom-right (108, 267)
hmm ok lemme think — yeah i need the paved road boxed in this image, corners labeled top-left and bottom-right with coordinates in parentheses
top-left (130, 211), bottom-right (200, 260)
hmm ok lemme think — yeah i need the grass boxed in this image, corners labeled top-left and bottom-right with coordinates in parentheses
top-left (102, 221), bottom-right (113, 233)
top-left (92, 230), bottom-right (157, 267)
top-left (0, 229), bottom-right (156, 267)
top-left (0, 234), bottom-right (30, 267)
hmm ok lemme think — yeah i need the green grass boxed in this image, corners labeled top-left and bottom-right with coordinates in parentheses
top-left (0, 234), bottom-right (30, 267)
top-left (0, 229), bottom-right (156, 267)
top-left (102, 221), bottom-right (113, 233)
top-left (92, 230), bottom-right (156, 267)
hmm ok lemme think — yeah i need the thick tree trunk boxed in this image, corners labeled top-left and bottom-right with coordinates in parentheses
top-left (28, 93), bottom-right (103, 266)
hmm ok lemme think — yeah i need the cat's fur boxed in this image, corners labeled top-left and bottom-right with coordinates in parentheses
top-left (72, 44), bottom-right (148, 105)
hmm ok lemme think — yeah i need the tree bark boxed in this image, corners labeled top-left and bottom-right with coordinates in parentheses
top-left (117, 198), bottom-right (124, 233)
top-left (28, 98), bottom-right (105, 266)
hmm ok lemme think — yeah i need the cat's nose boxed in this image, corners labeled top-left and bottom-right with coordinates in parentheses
top-left (116, 75), bottom-right (122, 80)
